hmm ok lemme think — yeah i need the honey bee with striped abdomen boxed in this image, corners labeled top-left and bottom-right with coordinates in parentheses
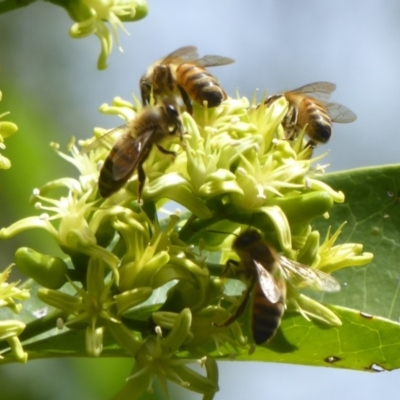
top-left (216, 229), bottom-right (340, 344)
top-left (140, 46), bottom-right (234, 114)
top-left (96, 99), bottom-right (184, 201)
top-left (265, 82), bottom-right (357, 148)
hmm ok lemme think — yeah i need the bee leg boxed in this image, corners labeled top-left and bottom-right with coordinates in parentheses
top-left (214, 283), bottom-right (253, 328)
top-left (140, 78), bottom-right (152, 106)
top-left (137, 160), bottom-right (147, 204)
top-left (177, 85), bottom-right (193, 115)
top-left (220, 259), bottom-right (240, 278)
top-left (156, 144), bottom-right (177, 158)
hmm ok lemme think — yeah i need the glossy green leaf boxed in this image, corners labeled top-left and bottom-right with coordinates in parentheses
top-left (313, 165), bottom-right (400, 321)
top-left (229, 306), bottom-right (400, 372)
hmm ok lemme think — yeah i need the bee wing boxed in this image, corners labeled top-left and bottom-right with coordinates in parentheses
top-left (326, 102), bottom-right (357, 123)
top-left (279, 257), bottom-right (340, 293)
top-left (81, 124), bottom-right (128, 154)
top-left (254, 260), bottom-right (282, 303)
top-left (161, 46), bottom-right (199, 64)
top-left (111, 131), bottom-right (154, 181)
top-left (288, 82), bottom-right (336, 103)
top-left (197, 55), bottom-right (235, 67)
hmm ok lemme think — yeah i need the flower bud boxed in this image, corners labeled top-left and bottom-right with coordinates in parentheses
top-left (161, 308), bottom-right (192, 353)
top-left (37, 288), bottom-right (82, 314)
top-left (106, 320), bottom-right (143, 356)
top-left (115, 287), bottom-right (153, 315)
top-left (268, 191), bottom-right (334, 225)
top-left (290, 294), bottom-right (342, 326)
top-left (297, 231), bottom-right (321, 266)
top-left (14, 247), bottom-right (68, 289)
top-left (6, 335), bottom-right (28, 363)
top-left (86, 326), bottom-right (104, 357)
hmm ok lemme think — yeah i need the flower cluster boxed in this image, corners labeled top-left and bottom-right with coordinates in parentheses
top-left (0, 265), bottom-right (30, 363)
top-left (0, 94), bottom-right (373, 398)
top-left (0, 91), bottom-right (18, 169)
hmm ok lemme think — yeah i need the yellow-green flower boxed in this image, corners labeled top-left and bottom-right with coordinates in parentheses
top-left (317, 222), bottom-right (374, 273)
top-left (0, 91), bottom-right (18, 170)
top-left (0, 265), bottom-right (30, 313)
top-left (64, 0), bottom-right (148, 69)
top-left (0, 265), bottom-right (29, 363)
top-left (116, 309), bottom-right (219, 400)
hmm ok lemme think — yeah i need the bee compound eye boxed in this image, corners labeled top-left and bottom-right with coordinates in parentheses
top-left (166, 104), bottom-right (179, 117)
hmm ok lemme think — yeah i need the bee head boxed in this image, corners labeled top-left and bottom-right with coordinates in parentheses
top-left (233, 229), bottom-right (262, 251)
top-left (159, 99), bottom-right (183, 137)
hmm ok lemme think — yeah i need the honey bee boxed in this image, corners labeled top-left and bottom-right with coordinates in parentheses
top-left (217, 229), bottom-right (340, 344)
top-left (97, 99), bottom-right (184, 201)
top-left (265, 82), bottom-right (357, 148)
top-left (140, 46), bottom-right (234, 114)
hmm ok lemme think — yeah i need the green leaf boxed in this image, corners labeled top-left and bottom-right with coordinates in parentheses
top-left (230, 306), bottom-right (400, 372)
top-left (313, 165), bottom-right (400, 321)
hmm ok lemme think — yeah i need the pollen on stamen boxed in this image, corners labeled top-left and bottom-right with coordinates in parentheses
top-left (256, 185), bottom-right (266, 199)
top-left (198, 356), bottom-right (207, 367)
top-left (34, 202), bottom-right (42, 209)
top-left (56, 318), bottom-right (65, 330)
top-left (230, 116), bottom-right (240, 124)
top-left (186, 244), bottom-right (195, 252)
top-left (155, 326), bottom-right (163, 337)
top-left (50, 142), bottom-right (60, 150)
top-left (237, 167), bottom-right (247, 176)
top-left (32, 188), bottom-right (40, 196)
top-left (253, 143), bottom-right (260, 153)
top-left (39, 213), bottom-right (50, 220)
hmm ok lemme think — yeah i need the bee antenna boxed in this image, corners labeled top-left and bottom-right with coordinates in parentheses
top-left (207, 229), bottom-right (238, 238)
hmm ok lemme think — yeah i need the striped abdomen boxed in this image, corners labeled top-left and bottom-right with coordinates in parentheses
top-left (296, 97), bottom-right (332, 144)
top-left (176, 63), bottom-right (227, 107)
top-left (251, 281), bottom-right (285, 344)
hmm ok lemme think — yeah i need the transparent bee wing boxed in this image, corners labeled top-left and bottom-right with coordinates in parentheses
top-left (80, 124), bottom-right (128, 154)
top-left (111, 130), bottom-right (154, 180)
top-left (288, 82), bottom-right (336, 103)
top-left (254, 260), bottom-right (282, 303)
top-left (161, 46), bottom-right (199, 64)
top-left (279, 256), bottom-right (340, 293)
top-left (326, 102), bottom-right (357, 123)
top-left (197, 55), bottom-right (235, 67)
